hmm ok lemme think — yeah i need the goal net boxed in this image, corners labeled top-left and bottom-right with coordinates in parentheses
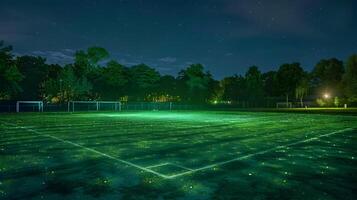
top-left (16, 101), bottom-right (44, 112)
top-left (276, 102), bottom-right (292, 108)
top-left (68, 101), bottom-right (121, 112)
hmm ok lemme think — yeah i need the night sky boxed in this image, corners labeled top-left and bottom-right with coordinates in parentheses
top-left (1, 0), bottom-right (357, 78)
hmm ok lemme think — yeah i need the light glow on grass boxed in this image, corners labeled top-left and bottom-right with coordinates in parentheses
top-left (0, 111), bottom-right (356, 199)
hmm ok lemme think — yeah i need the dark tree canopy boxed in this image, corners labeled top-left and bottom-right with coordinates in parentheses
top-left (312, 58), bottom-right (344, 96)
top-left (343, 54), bottom-right (357, 101)
top-left (1, 42), bottom-right (357, 106)
top-left (0, 41), bottom-right (23, 100)
top-left (277, 63), bottom-right (305, 99)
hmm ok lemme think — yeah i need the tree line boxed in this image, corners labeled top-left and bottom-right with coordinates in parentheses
top-left (1, 41), bottom-right (357, 107)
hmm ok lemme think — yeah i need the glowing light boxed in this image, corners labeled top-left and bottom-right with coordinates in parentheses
top-left (323, 93), bottom-right (330, 99)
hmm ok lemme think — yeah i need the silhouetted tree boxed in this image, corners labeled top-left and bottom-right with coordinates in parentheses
top-left (73, 46), bottom-right (109, 78)
top-left (343, 54), bottom-right (357, 102)
top-left (149, 75), bottom-right (180, 102)
top-left (98, 60), bottom-right (129, 100)
top-left (277, 63), bottom-right (305, 105)
top-left (2, 40), bottom-right (357, 106)
top-left (312, 58), bottom-right (344, 96)
top-left (0, 41), bottom-right (23, 100)
top-left (178, 64), bottom-right (214, 103)
top-left (220, 75), bottom-right (245, 103)
top-left (295, 78), bottom-right (309, 107)
top-left (245, 66), bottom-right (264, 105)
top-left (128, 64), bottom-right (160, 101)
top-left (262, 71), bottom-right (279, 97)
top-left (16, 56), bottom-right (48, 100)
top-left (42, 66), bottom-right (92, 102)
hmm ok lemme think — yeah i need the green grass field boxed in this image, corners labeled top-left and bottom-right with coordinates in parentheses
top-left (1, 111), bottom-right (356, 199)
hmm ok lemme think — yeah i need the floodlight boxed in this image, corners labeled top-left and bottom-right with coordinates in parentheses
top-left (323, 93), bottom-right (330, 99)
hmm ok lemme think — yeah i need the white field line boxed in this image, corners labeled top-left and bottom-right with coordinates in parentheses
top-left (145, 163), bottom-right (170, 169)
top-left (1, 121), bottom-right (170, 179)
top-left (170, 163), bottom-right (194, 171)
top-left (165, 128), bottom-right (353, 179)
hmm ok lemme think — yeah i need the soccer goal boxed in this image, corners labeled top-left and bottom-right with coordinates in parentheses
top-left (276, 102), bottom-right (292, 108)
top-left (68, 101), bottom-right (121, 112)
top-left (16, 101), bottom-right (44, 112)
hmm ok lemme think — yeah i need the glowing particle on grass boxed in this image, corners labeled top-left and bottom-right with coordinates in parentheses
top-left (248, 173), bottom-right (252, 176)
top-left (352, 156), bottom-right (354, 160)
top-left (284, 171), bottom-right (288, 175)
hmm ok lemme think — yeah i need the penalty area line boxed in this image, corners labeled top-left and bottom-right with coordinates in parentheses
top-left (1, 121), bottom-right (170, 179)
top-left (166, 127), bottom-right (353, 179)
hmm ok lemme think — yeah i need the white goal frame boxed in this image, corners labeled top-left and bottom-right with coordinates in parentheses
top-left (68, 101), bottom-right (121, 112)
top-left (16, 101), bottom-right (44, 112)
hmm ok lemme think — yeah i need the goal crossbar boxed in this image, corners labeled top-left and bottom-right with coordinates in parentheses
top-left (16, 101), bottom-right (44, 112)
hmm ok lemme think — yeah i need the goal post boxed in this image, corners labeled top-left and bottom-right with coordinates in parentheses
top-left (16, 101), bottom-right (44, 112)
top-left (68, 101), bottom-right (121, 112)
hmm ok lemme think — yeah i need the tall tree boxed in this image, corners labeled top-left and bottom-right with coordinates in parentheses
top-left (151, 75), bottom-right (179, 102)
top-left (98, 60), bottom-right (129, 100)
top-left (16, 56), bottom-right (48, 100)
top-left (73, 46), bottom-right (109, 78)
top-left (343, 54), bottom-right (357, 102)
top-left (178, 64), bottom-right (214, 103)
top-left (128, 64), bottom-right (160, 101)
top-left (295, 78), bottom-right (309, 107)
top-left (245, 66), bottom-right (264, 104)
top-left (220, 75), bottom-right (246, 103)
top-left (276, 63), bottom-right (305, 105)
top-left (262, 71), bottom-right (279, 97)
top-left (0, 41), bottom-right (23, 100)
top-left (312, 58), bottom-right (344, 96)
top-left (42, 65), bottom-right (93, 102)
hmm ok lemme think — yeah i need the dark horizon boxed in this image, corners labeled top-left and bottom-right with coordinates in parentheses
top-left (1, 0), bottom-right (357, 78)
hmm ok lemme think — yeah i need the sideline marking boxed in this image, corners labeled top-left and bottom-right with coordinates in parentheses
top-left (165, 127), bottom-right (353, 178)
top-left (1, 121), bottom-right (170, 179)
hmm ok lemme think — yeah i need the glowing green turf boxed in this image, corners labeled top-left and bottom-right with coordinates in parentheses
top-left (0, 111), bottom-right (356, 199)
